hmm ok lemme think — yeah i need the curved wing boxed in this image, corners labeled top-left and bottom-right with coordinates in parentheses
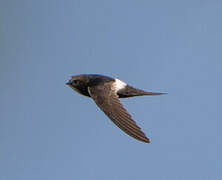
top-left (88, 83), bottom-right (150, 143)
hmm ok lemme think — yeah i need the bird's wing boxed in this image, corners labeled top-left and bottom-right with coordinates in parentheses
top-left (88, 83), bottom-right (150, 143)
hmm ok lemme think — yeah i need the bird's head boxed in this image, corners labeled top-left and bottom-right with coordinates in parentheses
top-left (66, 75), bottom-right (90, 96)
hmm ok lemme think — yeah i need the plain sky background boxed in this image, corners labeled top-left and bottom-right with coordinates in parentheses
top-left (1, 0), bottom-right (222, 179)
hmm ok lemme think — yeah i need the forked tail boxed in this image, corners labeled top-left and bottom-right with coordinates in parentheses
top-left (118, 85), bottom-right (166, 98)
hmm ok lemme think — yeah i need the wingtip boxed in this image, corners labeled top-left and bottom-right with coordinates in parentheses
top-left (137, 136), bottom-right (150, 143)
top-left (144, 138), bottom-right (150, 143)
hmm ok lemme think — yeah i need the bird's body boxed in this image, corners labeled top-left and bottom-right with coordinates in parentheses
top-left (66, 74), bottom-right (164, 143)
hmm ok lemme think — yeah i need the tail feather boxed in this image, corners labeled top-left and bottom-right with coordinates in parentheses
top-left (142, 91), bottom-right (166, 96)
top-left (118, 85), bottom-right (166, 98)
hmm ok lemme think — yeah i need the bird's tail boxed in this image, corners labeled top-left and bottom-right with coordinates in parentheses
top-left (140, 90), bottom-right (166, 96)
top-left (118, 85), bottom-right (166, 98)
top-left (131, 88), bottom-right (166, 97)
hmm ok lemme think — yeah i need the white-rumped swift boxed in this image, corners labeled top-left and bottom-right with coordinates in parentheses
top-left (66, 74), bottom-right (165, 143)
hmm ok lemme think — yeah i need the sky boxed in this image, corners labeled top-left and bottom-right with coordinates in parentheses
top-left (1, 0), bottom-right (222, 179)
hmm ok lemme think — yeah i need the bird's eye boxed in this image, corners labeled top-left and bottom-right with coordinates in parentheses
top-left (72, 80), bottom-right (79, 84)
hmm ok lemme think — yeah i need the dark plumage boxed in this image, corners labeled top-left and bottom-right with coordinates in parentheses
top-left (66, 74), bottom-right (165, 143)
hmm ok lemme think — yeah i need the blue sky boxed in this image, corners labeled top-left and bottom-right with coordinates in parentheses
top-left (1, 0), bottom-right (222, 179)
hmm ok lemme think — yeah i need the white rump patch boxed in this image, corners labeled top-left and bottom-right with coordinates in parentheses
top-left (114, 78), bottom-right (127, 91)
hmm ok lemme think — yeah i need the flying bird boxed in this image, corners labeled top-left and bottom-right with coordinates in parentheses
top-left (66, 74), bottom-right (165, 143)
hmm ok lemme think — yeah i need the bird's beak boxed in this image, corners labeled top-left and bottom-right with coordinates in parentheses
top-left (66, 81), bottom-right (71, 85)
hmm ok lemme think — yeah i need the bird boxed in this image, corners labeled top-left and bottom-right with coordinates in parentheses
top-left (66, 74), bottom-right (165, 143)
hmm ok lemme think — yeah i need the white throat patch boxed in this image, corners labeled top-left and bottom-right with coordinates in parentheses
top-left (114, 78), bottom-right (127, 91)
